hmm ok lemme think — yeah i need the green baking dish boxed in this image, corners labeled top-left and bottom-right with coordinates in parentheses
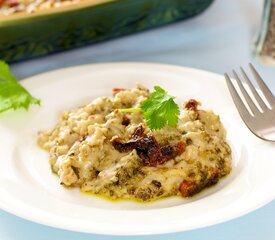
top-left (0, 0), bottom-right (214, 63)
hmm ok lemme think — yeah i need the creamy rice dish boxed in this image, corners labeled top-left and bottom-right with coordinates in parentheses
top-left (38, 84), bottom-right (231, 201)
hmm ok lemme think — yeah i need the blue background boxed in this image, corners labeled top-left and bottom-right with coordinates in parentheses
top-left (1, 0), bottom-right (274, 239)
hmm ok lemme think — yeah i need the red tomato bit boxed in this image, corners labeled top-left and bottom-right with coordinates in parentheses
top-left (113, 88), bottom-right (126, 95)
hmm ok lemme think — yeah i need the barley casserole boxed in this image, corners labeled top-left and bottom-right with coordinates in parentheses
top-left (37, 84), bottom-right (231, 201)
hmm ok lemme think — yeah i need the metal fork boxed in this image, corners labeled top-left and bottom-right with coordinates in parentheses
top-left (224, 63), bottom-right (275, 141)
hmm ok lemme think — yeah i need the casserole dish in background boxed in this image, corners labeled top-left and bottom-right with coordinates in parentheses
top-left (0, 0), bottom-right (214, 63)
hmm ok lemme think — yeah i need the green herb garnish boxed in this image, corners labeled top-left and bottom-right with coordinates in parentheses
top-left (120, 86), bottom-right (180, 130)
top-left (0, 60), bottom-right (40, 113)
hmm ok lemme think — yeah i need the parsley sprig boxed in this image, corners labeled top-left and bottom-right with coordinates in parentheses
top-left (120, 86), bottom-right (180, 130)
top-left (0, 60), bottom-right (40, 113)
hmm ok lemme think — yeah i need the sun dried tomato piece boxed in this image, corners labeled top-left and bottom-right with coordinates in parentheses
top-left (174, 141), bottom-right (186, 155)
top-left (132, 125), bottom-right (146, 139)
top-left (184, 99), bottom-right (201, 119)
top-left (184, 99), bottom-right (201, 111)
top-left (111, 137), bottom-right (136, 152)
top-left (6, 0), bottom-right (18, 7)
top-left (159, 141), bottom-right (185, 164)
top-left (160, 145), bottom-right (173, 158)
top-left (144, 136), bottom-right (161, 166)
top-left (180, 168), bottom-right (221, 197)
top-left (112, 127), bottom-right (185, 166)
top-left (179, 180), bottom-right (197, 197)
top-left (113, 88), bottom-right (126, 96)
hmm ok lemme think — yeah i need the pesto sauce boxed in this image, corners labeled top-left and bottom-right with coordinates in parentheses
top-left (81, 190), bottom-right (182, 204)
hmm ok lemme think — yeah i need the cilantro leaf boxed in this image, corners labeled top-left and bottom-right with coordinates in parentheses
top-left (0, 60), bottom-right (40, 113)
top-left (140, 86), bottom-right (180, 130)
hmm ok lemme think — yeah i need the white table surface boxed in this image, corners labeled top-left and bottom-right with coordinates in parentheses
top-left (1, 0), bottom-right (275, 239)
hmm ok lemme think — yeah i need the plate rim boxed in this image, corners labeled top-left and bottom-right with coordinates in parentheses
top-left (1, 62), bottom-right (275, 235)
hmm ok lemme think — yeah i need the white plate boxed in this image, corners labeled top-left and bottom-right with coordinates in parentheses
top-left (0, 63), bottom-right (274, 235)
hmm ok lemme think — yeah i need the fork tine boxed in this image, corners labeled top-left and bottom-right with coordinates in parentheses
top-left (232, 70), bottom-right (259, 116)
top-left (249, 63), bottom-right (274, 106)
top-left (240, 67), bottom-right (269, 111)
top-left (224, 73), bottom-right (252, 121)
